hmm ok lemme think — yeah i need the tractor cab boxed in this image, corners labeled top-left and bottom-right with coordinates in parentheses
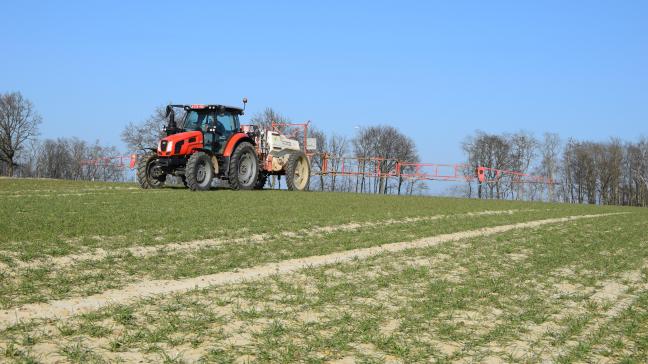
top-left (165, 104), bottom-right (243, 154)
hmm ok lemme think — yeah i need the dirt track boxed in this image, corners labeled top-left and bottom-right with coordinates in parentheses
top-left (0, 212), bottom-right (621, 331)
top-left (3, 209), bottom-right (530, 271)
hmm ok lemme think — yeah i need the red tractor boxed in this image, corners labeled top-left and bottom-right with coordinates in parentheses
top-left (137, 99), bottom-right (312, 191)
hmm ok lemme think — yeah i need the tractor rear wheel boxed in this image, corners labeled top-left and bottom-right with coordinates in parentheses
top-left (286, 151), bottom-right (310, 191)
top-left (228, 142), bottom-right (259, 190)
top-left (186, 152), bottom-right (214, 191)
top-left (136, 151), bottom-right (165, 189)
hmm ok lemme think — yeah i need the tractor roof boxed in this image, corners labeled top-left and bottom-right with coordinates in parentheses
top-left (169, 104), bottom-right (244, 114)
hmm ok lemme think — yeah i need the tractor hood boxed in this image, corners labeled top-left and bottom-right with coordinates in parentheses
top-left (157, 131), bottom-right (203, 157)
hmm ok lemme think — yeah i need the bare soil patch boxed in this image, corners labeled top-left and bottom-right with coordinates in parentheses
top-left (0, 213), bottom-right (618, 330)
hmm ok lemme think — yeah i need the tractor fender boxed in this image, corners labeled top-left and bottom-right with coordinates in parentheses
top-left (193, 148), bottom-right (219, 175)
top-left (223, 133), bottom-right (255, 158)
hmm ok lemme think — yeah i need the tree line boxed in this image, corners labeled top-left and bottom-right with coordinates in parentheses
top-left (0, 92), bottom-right (124, 181)
top-left (461, 131), bottom-right (648, 207)
top-left (2, 92), bottom-right (647, 206)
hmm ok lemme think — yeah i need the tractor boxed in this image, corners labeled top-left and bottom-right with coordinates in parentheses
top-left (136, 99), bottom-right (312, 191)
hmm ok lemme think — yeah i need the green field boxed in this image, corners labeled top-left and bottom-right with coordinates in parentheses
top-left (0, 178), bottom-right (647, 363)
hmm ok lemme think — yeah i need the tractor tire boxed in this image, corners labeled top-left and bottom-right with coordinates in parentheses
top-left (254, 173), bottom-right (268, 190)
top-left (228, 142), bottom-right (259, 190)
top-left (136, 151), bottom-right (165, 189)
top-left (186, 152), bottom-right (214, 191)
top-left (286, 151), bottom-right (310, 191)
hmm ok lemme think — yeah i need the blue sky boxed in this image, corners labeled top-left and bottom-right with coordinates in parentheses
top-left (1, 0), bottom-right (647, 165)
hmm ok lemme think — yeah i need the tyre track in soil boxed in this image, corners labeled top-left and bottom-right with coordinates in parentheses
top-left (1, 209), bottom-right (531, 272)
top-left (550, 280), bottom-right (648, 361)
top-left (0, 212), bottom-right (622, 331)
top-left (479, 263), bottom-right (648, 362)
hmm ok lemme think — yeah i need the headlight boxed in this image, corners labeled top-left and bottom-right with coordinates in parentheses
top-left (166, 141), bottom-right (173, 152)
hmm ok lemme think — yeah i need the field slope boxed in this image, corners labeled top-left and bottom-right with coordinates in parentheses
top-left (0, 178), bottom-right (647, 363)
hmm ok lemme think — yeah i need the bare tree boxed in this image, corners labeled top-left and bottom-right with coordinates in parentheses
top-left (121, 105), bottom-right (167, 151)
top-left (395, 135), bottom-right (419, 195)
top-left (16, 137), bottom-right (124, 182)
top-left (509, 132), bottom-right (538, 200)
top-left (636, 138), bottom-right (648, 197)
top-left (39, 138), bottom-right (73, 179)
top-left (307, 127), bottom-right (351, 192)
top-left (308, 126), bottom-right (328, 191)
top-left (595, 139), bottom-right (623, 205)
top-left (15, 139), bottom-right (42, 177)
top-left (463, 131), bottom-right (512, 199)
top-left (68, 138), bottom-right (88, 180)
top-left (462, 130), bottom-right (542, 200)
top-left (352, 125), bottom-right (418, 194)
top-left (623, 137), bottom-right (648, 206)
top-left (562, 140), bottom-right (596, 204)
top-left (539, 133), bottom-right (561, 201)
top-left (250, 107), bottom-right (289, 130)
top-left (352, 127), bottom-right (375, 193)
top-left (326, 134), bottom-right (348, 192)
top-left (0, 92), bottom-right (42, 176)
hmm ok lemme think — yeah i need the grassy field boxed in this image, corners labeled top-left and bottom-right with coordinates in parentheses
top-left (0, 178), bottom-right (647, 363)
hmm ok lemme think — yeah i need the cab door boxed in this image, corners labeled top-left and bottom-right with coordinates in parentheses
top-left (214, 111), bottom-right (238, 154)
top-left (202, 111), bottom-right (218, 152)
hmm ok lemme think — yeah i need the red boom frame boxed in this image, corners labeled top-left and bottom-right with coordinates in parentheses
top-left (82, 121), bottom-right (554, 186)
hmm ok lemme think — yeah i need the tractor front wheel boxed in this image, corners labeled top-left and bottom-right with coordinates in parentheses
top-left (286, 151), bottom-right (310, 191)
top-left (136, 151), bottom-right (165, 189)
top-left (186, 152), bottom-right (214, 191)
top-left (228, 142), bottom-right (259, 190)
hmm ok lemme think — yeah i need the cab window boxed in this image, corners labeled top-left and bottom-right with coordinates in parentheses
top-left (217, 112), bottom-right (237, 133)
top-left (183, 110), bottom-right (212, 131)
